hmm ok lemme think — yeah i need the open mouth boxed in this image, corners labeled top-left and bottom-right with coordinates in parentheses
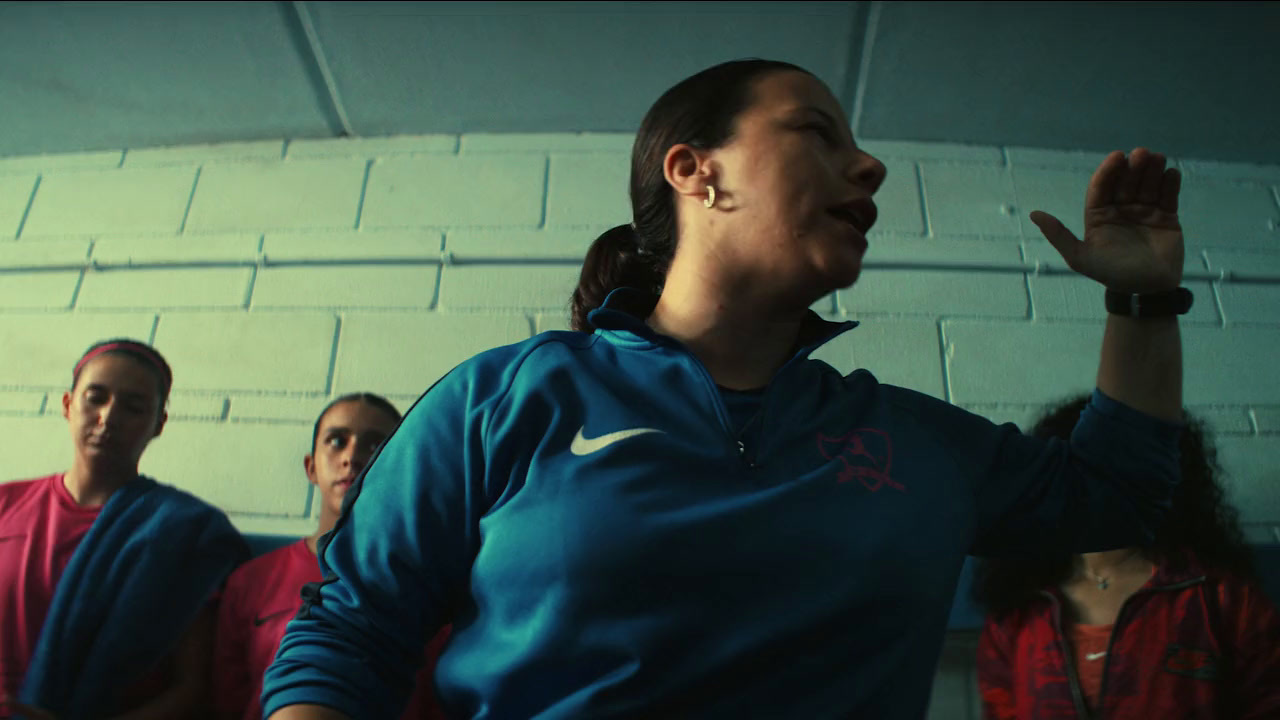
top-left (827, 198), bottom-right (878, 235)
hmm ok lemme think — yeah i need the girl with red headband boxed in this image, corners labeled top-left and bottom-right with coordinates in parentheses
top-left (0, 338), bottom-right (247, 720)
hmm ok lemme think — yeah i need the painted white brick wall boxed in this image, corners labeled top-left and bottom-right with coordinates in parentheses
top-left (2, 136), bottom-right (1278, 720)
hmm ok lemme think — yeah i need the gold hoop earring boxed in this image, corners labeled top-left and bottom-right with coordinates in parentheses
top-left (704, 185), bottom-right (716, 209)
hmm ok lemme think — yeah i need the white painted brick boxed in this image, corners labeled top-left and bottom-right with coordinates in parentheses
top-left (1006, 147), bottom-right (1112, 172)
top-left (949, 322), bottom-right (1280, 407)
top-left (535, 312), bottom-right (574, 334)
top-left (1218, 284), bottom-right (1280, 325)
top-left (1241, 524), bottom-right (1277, 544)
top-left (0, 391), bottom-right (46, 414)
top-left (1030, 275), bottom-right (1218, 325)
top-left (1253, 406), bottom-right (1280, 434)
top-left (184, 159), bottom-right (367, 233)
top-left (286, 135), bottom-right (458, 159)
top-left (461, 133), bottom-right (634, 154)
top-left (944, 320), bottom-right (1100, 406)
top-left (445, 229), bottom-right (592, 260)
top-left (840, 269), bottom-right (1028, 318)
top-left (229, 395), bottom-right (330, 424)
top-left (0, 271), bottom-right (81, 309)
top-left (0, 239), bottom-right (92, 269)
top-left (0, 175), bottom-right (36, 239)
top-left (858, 140), bottom-right (1003, 165)
top-left (958, 403), bottom-right (1044, 432)
top-left (164, 393), bottom-right (227, 421)
top-left (251, 266), bottom-right (439, 309)
top-left (1011, 167), bottom-right (1092, 242)
top-left (21, 167), bottom-right (195, 237)
top-left (90, 234), bottom-right (260, 266)
top-left (1183, 326), bottom-right (1280, 405)
top-left (0, 416), bottom-right (72, 482)
top-left (545, 154), bottom-right (630, 228)
top-left (263, 230), bottom-right (442, 262)
top-left (228, 516), bottom-right (315, 537)
top-left (920, 165), bottom-right (1019, 238)
top-left (362, 155), bottom-right (546, 228)
top-left (809, 318), bottom-right (945, 399)
top-left (1023, 238), bottom-right (1205, 276)
top-left (123, 141), bottom-right (286, 167)
top-left (335, 313), bottom-right (531, 396)
top-left (1214, 436), bottom-right (1280, 524)
top-left (1186, 406), bottom-right (1253, 436)
top-left (866, 237), bottom-right (1021, 265)
top-left (0, 313), bottom-right (156, 388)
top-left (0, 151), bottom-right (123, 176)
top-left (152, 312), bottom-right (336, 393)
top-left (1180, 159), bottom-right (1280, 185)
top-left (76, 267), bottom-right (251, 309)
top-left (1179, 179), bottom-right (1279, 249)
top-left (928, 633), bottom-right (981, 720)
top-left (872, 159), bottom-right (925, 236)
top-left (1204, 249), bottom-right (1280, 276)
top-left (439, 265), bottom-right (580, 312)
top-left (139, 420), bottom-right (311, 516)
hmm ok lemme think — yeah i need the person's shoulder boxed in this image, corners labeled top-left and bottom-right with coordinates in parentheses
top-left (227, 540), bottom-right (308, 588)
top-left (0, 474), bottom-right (57, 508)
top-left (432, 330), bottom-right (603, 400)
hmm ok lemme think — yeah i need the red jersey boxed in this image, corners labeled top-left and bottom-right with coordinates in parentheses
top-left (978, 559), bottom-right (1280, 719)
top-left (214, 539), bottom-right (451, 720)
top-left (0, 475), bottom-right (100, 715)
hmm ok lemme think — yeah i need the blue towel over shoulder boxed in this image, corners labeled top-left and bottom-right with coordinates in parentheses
top-left (19, 476), bottom-right (248, 718)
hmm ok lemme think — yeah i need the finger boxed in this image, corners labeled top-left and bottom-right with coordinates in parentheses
top-left (1114, 148), bottom-right (1148, 204)
top-left (1085, 151), bottom-right (1127, 209)
top-left (1159, 167), bottom-right (1182, 214)
top-left (1030, 211), bottom-right (1082, 269)
top-left (1137, 152), bottom-right (1167, 205)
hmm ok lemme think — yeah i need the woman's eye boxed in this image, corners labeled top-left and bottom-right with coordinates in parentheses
top-left (327, 436), bottom-right (346, 449)
top-left (806, 123), bottom-right (836, 144)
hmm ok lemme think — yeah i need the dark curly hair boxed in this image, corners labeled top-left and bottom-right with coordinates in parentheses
top-left (973, 393), bottom-right (1256, 617)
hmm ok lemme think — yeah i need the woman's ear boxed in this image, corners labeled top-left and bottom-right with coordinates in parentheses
top-left (663, 143), bottom-right (715, 201)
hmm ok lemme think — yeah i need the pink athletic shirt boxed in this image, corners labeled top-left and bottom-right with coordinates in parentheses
top-left (214, 538), bottom-right (452, 720)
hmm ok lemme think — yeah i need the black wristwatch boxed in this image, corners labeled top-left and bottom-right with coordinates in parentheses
top-left (1104, 287), bottom-right (1194, 317)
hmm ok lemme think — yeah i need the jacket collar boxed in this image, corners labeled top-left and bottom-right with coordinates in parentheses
top-left (587, 287), bottom-right (858, 362)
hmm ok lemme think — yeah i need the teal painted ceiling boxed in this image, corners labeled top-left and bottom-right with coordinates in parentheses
top-left (1, 1), bottom-right (1277, 163)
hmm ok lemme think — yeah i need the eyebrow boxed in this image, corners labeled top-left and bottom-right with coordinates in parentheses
top-left (792, 105), bottom-right (840, 129)
top-left (322, 426), bottom-right (388, 439)
top-left (83, 383), bottom-right (150, 400)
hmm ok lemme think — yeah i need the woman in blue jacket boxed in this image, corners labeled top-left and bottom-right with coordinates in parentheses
top-left (264, 59), bottom-right (1189, 719)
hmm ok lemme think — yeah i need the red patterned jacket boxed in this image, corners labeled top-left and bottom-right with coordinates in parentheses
top-left (977, 559), bottom-right (1280, 719)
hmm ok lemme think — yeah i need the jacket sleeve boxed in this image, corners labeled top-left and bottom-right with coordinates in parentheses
top-left (261, 355), bottom-right (505, 719)
top-left (896, 387), bottom-right (1183, 556)
top-left (1226, 579), bottom-right (1280, 719)
top-left (976, 618), bottom-right (1019, 720)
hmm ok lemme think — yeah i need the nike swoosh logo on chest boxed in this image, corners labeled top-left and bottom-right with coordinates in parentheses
top-left (570, 427), bottom-right (665, 456)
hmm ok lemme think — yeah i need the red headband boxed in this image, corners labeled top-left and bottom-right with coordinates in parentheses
top-left (74, 342), bottom-right (172, 394)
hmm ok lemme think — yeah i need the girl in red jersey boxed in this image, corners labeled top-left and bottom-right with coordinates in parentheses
top-left (0, 339), bottom-right (247, 719)
top-left (975, 396), bottom-right (1280, 719)
top-left (213, 393), bottom-right (451, 720)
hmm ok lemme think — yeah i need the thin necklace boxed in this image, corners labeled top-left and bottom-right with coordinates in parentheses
top-left (1081, 549), bottom-right (1142, 590)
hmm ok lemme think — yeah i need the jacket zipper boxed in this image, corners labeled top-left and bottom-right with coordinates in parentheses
top-left (1044, 591), bottom-right (1093, 719)
top-left (1045, 574), bottom-right (1207, 719)
top-left (1092, 576), bottom-right (1206, 718)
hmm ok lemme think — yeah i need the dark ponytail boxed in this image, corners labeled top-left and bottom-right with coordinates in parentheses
top-left (569, 58), bottom-right (811, 332)
top-left (570, 225), bottom-right (664, 332)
